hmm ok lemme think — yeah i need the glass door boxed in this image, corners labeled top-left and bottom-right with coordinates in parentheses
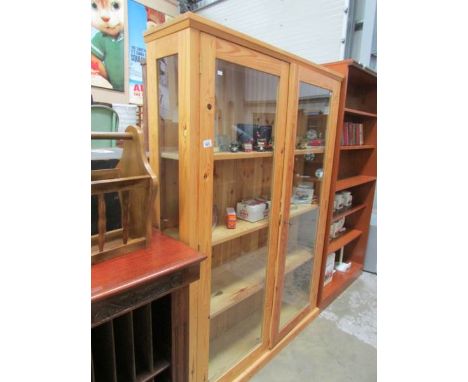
top-left (155, 54), bottom-right (180, 238)
top-left (272, 64), bottom-right (340, 343)
top-left (199, 34), bottom-right (289, 381)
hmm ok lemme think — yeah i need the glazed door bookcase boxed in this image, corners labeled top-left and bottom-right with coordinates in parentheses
top-left (270, 64), bottom-right (341, 345)
top-left (144, 12), bottom-right (343, 382)
top-left (198, 33), bottom-right (289, 382)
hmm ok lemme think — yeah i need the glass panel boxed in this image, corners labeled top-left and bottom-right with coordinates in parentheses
top-left (157, 55), bottom-right (179, 237)
top-left (213, 60), bottom-right (277, 155)
top-left (209, 59), bottom-right (279, 381)
top-left (279, 82), bottom-right (331, 329)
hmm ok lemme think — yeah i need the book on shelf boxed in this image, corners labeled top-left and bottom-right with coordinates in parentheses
top-left (342, 122), bottom-right (364, 146)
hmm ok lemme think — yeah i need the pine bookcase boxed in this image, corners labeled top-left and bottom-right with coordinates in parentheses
top-left (143, 12), bottom-right (343, 382)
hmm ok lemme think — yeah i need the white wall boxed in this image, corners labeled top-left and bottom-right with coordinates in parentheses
top-left (196, 0), bottom-right (348, 64)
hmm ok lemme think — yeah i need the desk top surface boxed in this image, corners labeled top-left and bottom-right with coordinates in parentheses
top-left (91, 230), bottom-right (205, 302)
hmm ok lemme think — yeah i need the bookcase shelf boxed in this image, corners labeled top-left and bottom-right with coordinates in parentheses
top-left (212, 218), bottom-right (269, 247)
top-left (294, 147), bottom-right (325, 155)
top-left (340, 144), bottom-right (376, 151)
top-left (169, 204), bottom-right (318, 248)
top-left (321, 262), bottom-right (363, 307)
top-left (332, 203), bottom-right (366, 222)
top-left (210, 245), bottom-right (311, 318)
top-left (160, 150), bottom-right (179, 160)
top-left (209, 309), bottom-right (262, 381)
top-left (336, 175), bottom-right (376, 191)
top-left (209, 303), bottom-right (299, 382)
top-left (289, 203), bottom-right (319, 218)
top-left (320, 59), bottom-right (376, 308)
top-left (161, 150), bottom-right (274, 161)
top-left (328, 229), bottom-right (362, 254)
top-left (344, 107), bottom-right (377, 118)
top-left (214, 151), bottom-right (273, 160)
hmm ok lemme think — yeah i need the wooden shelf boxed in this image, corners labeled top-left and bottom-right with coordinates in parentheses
top-left (212, 218), bottom-right (269, 246)
top-left (332, 204), bottom-right (366, 222)
top-left (321, 262), bottom-right (363, 308)
top-left (162, 150), bottom-right (275, 161)
top-left (328, 229), bottom-right (362, 254)
top-left (214, 151), bottom-right (273, 160)
top-left (335, 175), bottom-right (376, 191)
top-left (210, 246), bottom-right (312, 318)
top-left (209, 304), bottom-right (299, 381)
top-left (169, 206), bottom-right (317, 247)
top-left (171, 205), bottom-right (317, 248)
top-left (209, 310), bottom-right (262, 381)
top-left (340, 144), bottom-right (376, 151)
top-left (289, 203), bottom-right (318, 219)
top-left (344, 107), bottom-right (377, 118)
top-left (294, 147), bottom-right (325, 155)
top-left (204, 204), bottom-right (319, 247)
top-left (160, 150), bottom-right (179, 160)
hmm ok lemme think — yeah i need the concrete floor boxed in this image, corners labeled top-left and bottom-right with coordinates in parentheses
top-left (252, 272), bottom-right (377, 382)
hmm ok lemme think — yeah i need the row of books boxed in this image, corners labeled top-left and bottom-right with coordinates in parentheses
top-left (341, 122), bottom-right (364, 146)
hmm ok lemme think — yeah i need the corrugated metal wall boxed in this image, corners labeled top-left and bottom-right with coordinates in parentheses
top-left (196, 0), bottom-right (347, 64)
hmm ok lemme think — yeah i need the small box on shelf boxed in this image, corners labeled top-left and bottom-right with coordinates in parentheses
top-left (236, 198), bottom-right (271, 223)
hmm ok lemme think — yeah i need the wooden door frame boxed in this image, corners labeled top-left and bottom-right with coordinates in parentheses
top-left (269, 62), bottom-right (342, 346)
top-left (197, 33), bottom-right (290, 382)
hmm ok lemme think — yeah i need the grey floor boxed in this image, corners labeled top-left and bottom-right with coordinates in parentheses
top-left (252, 272), bottom-right (377, 382)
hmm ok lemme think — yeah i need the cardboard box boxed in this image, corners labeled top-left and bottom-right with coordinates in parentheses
top-left (236, 198), bottom-right (271, 223)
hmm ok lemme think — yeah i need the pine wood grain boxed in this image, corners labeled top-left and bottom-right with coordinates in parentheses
top-left (210, 245), bottom-right (311, 319)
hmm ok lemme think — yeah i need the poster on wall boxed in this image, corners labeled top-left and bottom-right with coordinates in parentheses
top-left (128, 0), bottom-right (170, 104)
top-left (91, 0), bottom-right (125, 92)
